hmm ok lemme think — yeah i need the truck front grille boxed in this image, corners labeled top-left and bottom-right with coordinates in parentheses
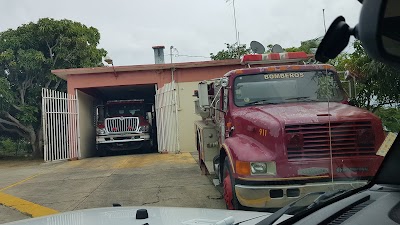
top-left (105, 117), bottom-right (139, 133)
top-left (285, 121), bottom-right (375, 160)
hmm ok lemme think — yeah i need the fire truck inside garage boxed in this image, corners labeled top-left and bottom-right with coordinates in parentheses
top-left (78, 84), bottom-right (157, 156)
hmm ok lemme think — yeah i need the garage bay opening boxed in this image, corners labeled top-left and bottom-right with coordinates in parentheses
top-left (80, 84), bottom-right (157, 157)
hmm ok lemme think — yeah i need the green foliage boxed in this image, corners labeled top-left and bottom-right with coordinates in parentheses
top-left (375, 108), bottom-right (400, 132)
top-left (329, 53), bottom-right (350, 73)
top-left (0, 137), bottom-right (31, 156)
top-left (342, 41), bottom-right (400, 111)
top-left (16, 105), bottom-right (39, 124)
top-left (285, 39), bottom-right (320, 54)
top-left (0, 138), bottom-right (18, 154)
top-left (0, 18), bottom-right (107, 157)
top-left (0, 77), bottom-right (13, 110)
top-left (211, 39), bottom-right (319, 60)
top-left (284, 46), bottom-right (301, 52)
top-left (316, 75), bottom-right (335, 99)
top-left (210, 43), bottom-right (251, 60)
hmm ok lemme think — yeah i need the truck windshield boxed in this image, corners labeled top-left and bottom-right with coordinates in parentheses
top-left (106, 104), bottom-right (144, 117)
top-left (234, 70), bottom-right (345, 107)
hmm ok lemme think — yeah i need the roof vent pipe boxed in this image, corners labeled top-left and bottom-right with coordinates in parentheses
top-left (152, 46), bottom-right (165, 64)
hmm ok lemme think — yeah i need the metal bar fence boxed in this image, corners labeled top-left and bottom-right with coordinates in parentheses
top-left (42, 88), bottom-right (79, 161)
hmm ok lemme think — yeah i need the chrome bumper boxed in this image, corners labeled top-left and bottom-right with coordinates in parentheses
top-left (235, 181), bottom-right (367, 208)
top-left (96, 133), bottom-right (150, 144)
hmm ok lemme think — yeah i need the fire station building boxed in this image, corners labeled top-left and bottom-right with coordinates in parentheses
top-left (49, 46), bottom-right (249, 161)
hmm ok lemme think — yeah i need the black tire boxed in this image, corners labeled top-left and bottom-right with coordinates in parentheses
top-left (97, 145), bottom-right (108, 157)
top-left (222, 157), bottom-right (244, 210)
top-left (141, 140), bottom-right (154, 153)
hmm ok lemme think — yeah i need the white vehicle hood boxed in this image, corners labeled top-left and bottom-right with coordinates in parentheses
top-left (3, 206), bottom-right (291, 225)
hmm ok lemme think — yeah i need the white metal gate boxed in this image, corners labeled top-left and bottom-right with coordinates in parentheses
top-left (42, 88), bottom-right (79, 161)
top-left (155, 82), bottom-right (179, 153)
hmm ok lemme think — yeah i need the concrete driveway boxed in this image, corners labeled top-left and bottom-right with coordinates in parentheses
top-left (0, 153), bottom-right (225, 224)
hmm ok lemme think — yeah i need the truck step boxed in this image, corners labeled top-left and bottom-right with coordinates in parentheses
top-left (205, 161), bottom-right (215, 174)
top-left (212, 179), bottom-right (221, 186)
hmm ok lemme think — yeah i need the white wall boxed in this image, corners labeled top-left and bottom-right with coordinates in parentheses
top-left (77, 90), bottom-right (96, 158)
top-left (176, 82), bottom-right (202, 152)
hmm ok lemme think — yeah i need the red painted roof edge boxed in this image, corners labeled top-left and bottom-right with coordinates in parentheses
top-left (52, 59), bottom-right (241, 80)
top-left (52, 54), bottom-right (314, 80)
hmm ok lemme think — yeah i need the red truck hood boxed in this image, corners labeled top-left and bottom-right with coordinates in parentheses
top-left (242, 102), bottom-right (378, 125)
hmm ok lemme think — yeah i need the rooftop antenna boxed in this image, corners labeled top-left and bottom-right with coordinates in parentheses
top-left (226, 0), bottom-right (240, 57)
top-left (170, 46), bottom-right (174, 64)
top-left (250, 41), bottom-right (265, 54)
top-left (169, 46), bottom-right (178, 63)
top-left (271, 44), bottom-right (284, 53)
top-left (323, 9), bottom-right (327, 33)
top-left (226, 0), bottom-right (240, 45)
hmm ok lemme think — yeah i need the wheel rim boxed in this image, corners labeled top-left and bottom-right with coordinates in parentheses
top-left (223, 169), bottom-right (234, 210)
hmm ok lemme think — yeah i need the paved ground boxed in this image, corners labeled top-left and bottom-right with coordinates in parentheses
top-left (0, 205), bottom-right (30, 224)
top-left (0, 153), bottom-right (224, 224)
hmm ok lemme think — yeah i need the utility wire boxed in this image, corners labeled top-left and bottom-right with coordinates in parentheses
top-left (175, 54), bottom-right (210, 58)
top-left (164, 54), bottom-right (210, 59)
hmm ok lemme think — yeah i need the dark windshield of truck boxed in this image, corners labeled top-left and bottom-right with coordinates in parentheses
top-left (106, 104), bottom-right (144, 117)
top-left (234, 70), bottom-right (345, 107)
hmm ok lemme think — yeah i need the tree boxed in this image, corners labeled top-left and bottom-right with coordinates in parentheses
top-left (0, 18), bottom-right (107, 158)
top-left (342, 41), bottom-right (400, 112)
top-left (329, 53), bottom-right (351, 72)
top-left (285, 38), bottom-right (321, 54)
top-left (375, 108), bottom-right (400, 132)
top-left (210, 43), bottom-right (251, 60)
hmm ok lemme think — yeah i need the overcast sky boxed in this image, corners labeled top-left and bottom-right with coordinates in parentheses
top-left (0, 0), bottom-right (361, 66)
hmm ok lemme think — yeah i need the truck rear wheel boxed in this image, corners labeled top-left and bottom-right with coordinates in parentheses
top-left (223, 157), bottom-right (243, 210)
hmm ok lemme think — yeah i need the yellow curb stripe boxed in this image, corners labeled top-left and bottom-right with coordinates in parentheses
top-left (0, 192), bottom-right (59, 217)
top-left (0, 174), bottom-right (41, 192)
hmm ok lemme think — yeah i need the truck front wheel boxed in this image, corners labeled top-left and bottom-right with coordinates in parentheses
top-left (97, 145), bottom-right (107, 157)
top-left (223, 157), bottom-right (243, 210)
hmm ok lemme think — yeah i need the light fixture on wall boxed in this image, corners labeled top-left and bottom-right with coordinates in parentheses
top-left (104, 55), bottom-right (118, 78)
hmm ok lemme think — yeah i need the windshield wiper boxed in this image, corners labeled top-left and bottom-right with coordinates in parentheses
top-left (255, 192), bottom-right (323, 225)
top-left (255, 190), bottom-right (345, 225)
top-left (244, 100), bottom-right (278, 106)
top-left (285, 96), bottom-right (313, 101)
top-left (306, 189), bottom-right (346, 210)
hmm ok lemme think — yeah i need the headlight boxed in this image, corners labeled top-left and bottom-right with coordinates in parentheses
top-left (96, 128), bottom-right (106, 135)
top-left (250, 162), bottom-right (276, 175)
top-left (138, 125), bottom-right (150, 133)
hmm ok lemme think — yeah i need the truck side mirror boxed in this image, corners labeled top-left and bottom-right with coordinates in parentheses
top-left (221, 77), bottom-right (229, 87)
top-left (198, 81), bottom-right (210, 109)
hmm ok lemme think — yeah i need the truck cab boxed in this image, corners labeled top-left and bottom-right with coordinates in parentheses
top-left (96, 99), bottom-right (154, 156)
top-left (194, 52), bottom-right (385, 210)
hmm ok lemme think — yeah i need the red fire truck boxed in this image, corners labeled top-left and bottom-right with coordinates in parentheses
top-left (96, 99), bottom-right (154, 156)
top-left (194, 52), bottom-right (385, 210)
